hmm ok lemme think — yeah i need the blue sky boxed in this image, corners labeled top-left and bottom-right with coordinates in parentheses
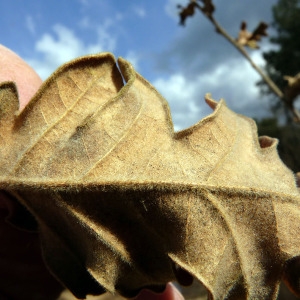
top-left (1, 0), bottom-right (279, 130)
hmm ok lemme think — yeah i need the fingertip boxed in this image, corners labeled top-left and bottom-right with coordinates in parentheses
top-left (0, 44), bottom-right (42, 109)
top-left (132, 283), bottom-right (184, 300)
top-left (168, 283), bottom-right (185, 300)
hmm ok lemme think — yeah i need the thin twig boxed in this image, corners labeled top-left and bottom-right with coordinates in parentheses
top-left (193, 2), bottom-right (300, 122)
top-left (209, 16), bottom-right (284, 99)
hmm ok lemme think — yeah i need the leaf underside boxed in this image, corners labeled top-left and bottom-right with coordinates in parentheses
top-left (0, 53), bottom-right (300, 299)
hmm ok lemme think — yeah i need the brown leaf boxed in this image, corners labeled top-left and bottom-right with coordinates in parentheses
top-left (178, 1), bottom-right (197, 26)
top-left (296, 172), bottom-right (300, 188)
top-left (0, 53), bottom-right (300, 299)
top-left (178, 0), bottom-right (215, 26)
top-left (284, 73), bottom-right (300, 104)
top-left (198, 0), bottom-right (215, 18)
top-left (251, 22), bottom-right (268, 40)
top-left (237, 21), bottom-right (268, 49)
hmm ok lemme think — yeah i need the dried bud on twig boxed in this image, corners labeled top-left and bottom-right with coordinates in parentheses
top-left (236, 21), bottom-right (268, 49)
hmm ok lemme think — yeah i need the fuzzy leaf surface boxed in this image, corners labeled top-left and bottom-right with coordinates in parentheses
top-left (0, 53), bottom-right (300, 299)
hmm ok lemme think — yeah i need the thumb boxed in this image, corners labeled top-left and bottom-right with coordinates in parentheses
top-left (0, 44), bottom-right (42, 109)
top-left (132, 283), bottom-right (185, 300)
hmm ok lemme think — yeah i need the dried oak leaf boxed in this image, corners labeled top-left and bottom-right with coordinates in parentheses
top-left (237, 21), bottom-right (268, 49)
top-left (198, 0), bottom-right (215, 18)
top-left (178, 2), bottom-right (197, 26)
top-left (284, 73), bottom-right (300, 104)
top-left (0, 53), bottom-right (300, 299)
top-left (178, 0), bottom-right (215, 25)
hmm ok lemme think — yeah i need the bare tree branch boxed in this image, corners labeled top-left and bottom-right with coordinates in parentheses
top-left (180, 0), bottom-right (300, 122)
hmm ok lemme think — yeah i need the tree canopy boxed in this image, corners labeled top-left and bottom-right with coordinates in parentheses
top-left (261, 0), bottom-right (300, 111)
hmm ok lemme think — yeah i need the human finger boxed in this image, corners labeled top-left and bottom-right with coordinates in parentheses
top-left (133, 283), bottom-right (185, 300)
top-left (0, 44), bottom-right (42, 109)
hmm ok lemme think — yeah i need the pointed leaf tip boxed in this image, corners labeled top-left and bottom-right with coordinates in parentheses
top-left (258, 135), bottom-right (278, 149)
top-left (205, 93), bottom-right (219, 110)
top-left (0, 81), bottom-right (20, 117)
top-left (117, 56), bottom-right (135, 84)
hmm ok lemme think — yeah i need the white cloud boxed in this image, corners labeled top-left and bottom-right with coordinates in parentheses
top-left (78, 0), bottom-right (89, 6)
top-left (78, 16), bottom-right (90, 29)
top-left (25, 15), bottom-right (35, 35)
top-left (124, 51), bottom-right (140, 71)
top-left (133, 6), bottom-right (146, 18)
top-left (153, 53), bottom-right (272, 131)
top-left (26, 23), bottom-right (117, 79)
top-left (95, 20), bottom-right (116, 51)
top-left (164, 0), bottom-right (186, 19)
top-left (115, 13), bottom-right (123, 21)
top-left (154, 73), bottom-right (211, 131)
